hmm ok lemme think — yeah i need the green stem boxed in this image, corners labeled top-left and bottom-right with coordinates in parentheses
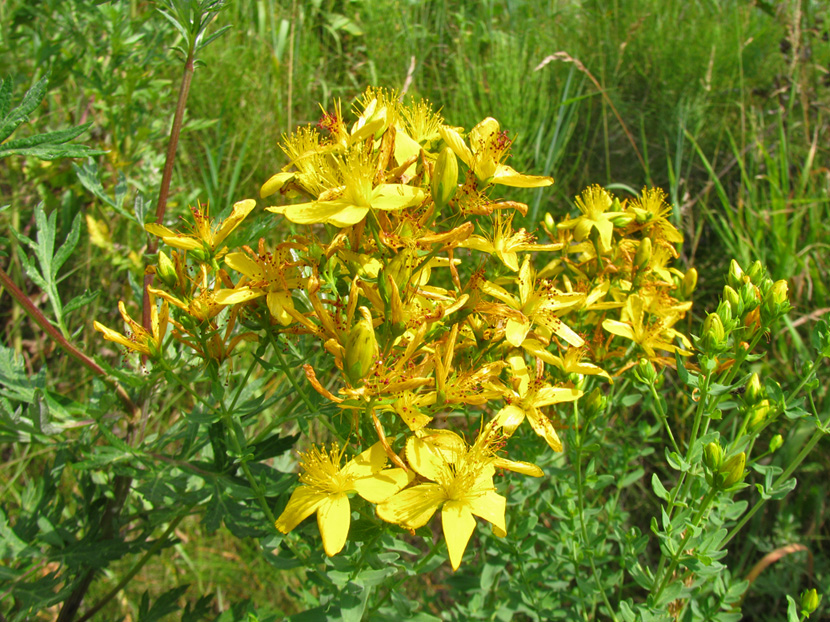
top-left (648, 383), bottom-right (681, 456)
top-left (652, 487), bottom-right (718, 602)
top-left (75, 513), bottom-right (189, 622)
top-left (573, 401), bottom-right (618, 621)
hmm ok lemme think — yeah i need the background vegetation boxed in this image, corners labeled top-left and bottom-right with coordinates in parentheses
top-left (0, 0), bottom-right (827, 620)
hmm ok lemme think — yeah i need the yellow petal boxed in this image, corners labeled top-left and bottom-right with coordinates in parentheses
top-left (261, 172), bottom-right (296, 198)
top-left (371, 184), bottom-right (425, 211)
top-left (223, 252), bottom-right (261, 278)
top-left (342, 441), bottom-right (387, 479)
top-left (495, 404), bottom-right (526, 435)
top-left (492, 164), bottom-right (554, 188)
top-left (317, 493), bottom-right (351, 556)
top-left (534, 385), bottom-right (582, 407)
top-left (466, 490), bottom-right (506, 535)
top-left (492, 457), bottom-right (544, 477)
top-left (93, 321), bottom-right (149, 355)
top-left (214, 288), bottom-right (263, 305)
top-left (438, 125), bottom-right (474, 169)
top-left (505, 318), bottom-right (530, 348)
top-left (377, 484), bottom-right (444, 529)
top-left (266, 291), bottom-right (294, 326)
top-left (441, 501), bottom-right (477, 571)
top-left (214, 199), bottom-right (256, 246)
top-left (353, 468), bottom-right (414, 504)
top-left (525, 408), bottom-right (563, 452)
top-left (406, 432), bottom-right (463, 481)
top-left (275, 485), bottom-right (327, 534)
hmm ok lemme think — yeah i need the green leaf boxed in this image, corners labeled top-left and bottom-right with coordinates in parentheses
top-left (0, 74), bottom-right (48, 143)
top-left (63, 289), bottom-right (100, 315)
top-left (73, 161), bottom-right (135, 222)
top-left (651, 473), bottom-right (670, 501)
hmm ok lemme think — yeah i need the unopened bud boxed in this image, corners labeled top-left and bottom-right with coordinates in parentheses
top-left (385, 248), bottom-right (416, 291)
top-left (720, 452), bottom-right (746, 488)
top-left (583, 387), bottom-right (607, 419)
top-left (749, 399), bottom-right (772, 431)
top-left (728, 260), bottom-right (745, 288)
top-left (157, 250), bottom-right (178, 287)
top-left (723, 285), bottom-right (741, 316)
top-left (800, 588), bottom-right (821, 616)
top-left (771, 280), bottom-right (788, 305)
top-left (682, 267), bottom-right (698, 297)
top-left (769, 434), bottom-right (783, 453)
top-left (344, 307), bottom-right (378, 385)
top-left (634, 237), bottom-right (652, 270)
top-left (703, 313), bottom-right (726, 352)
top-left (385, 274), bottom-right (406, 336)
top-left (635, 358), bottom-right (657, 384)
top-left (745, 373), bottom-right (763, 404)
top-left (431, 147), bottom-right (459, 213)
top-left (717, 300), bottom-right (733, 325)
top-left (544, 212), bottom-right (555, 231)
top-left (746, 260), bottom-right (764, 284)
top-left (703, 442), bottom-right (723, 472)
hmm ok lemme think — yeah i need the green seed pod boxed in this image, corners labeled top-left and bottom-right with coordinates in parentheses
top-left (431, 147), bottom-right (459, 214)
top-left (769, 434), bottom-right (783, 453)
top-left (635, 358), bottom-right (657, 384)
top-left (344, 307), bottom-right (378, 385)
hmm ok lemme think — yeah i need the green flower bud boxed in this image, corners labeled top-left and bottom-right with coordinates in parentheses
top-left (635, 358), bottom-right (657, 384)
top-left (634, 237), bottom-right (652, 270)
top-left (769, 434), bottom-right (783, 453)
top-left (723, 285), bottom-right (741, 316)
top-left (703, 313), bottom-right (726, 352)
top-left (717, 300), bottom-right (733, 325)
top-left (344, 307), bottom-right (378, 385)
top-left (544, 212), bottom-right (555, 231)
top-left (431, 147), bottom-right (459, 213)
top-left (728, 260), bottom-right (745, 288)
top-left (703, 442), bottom-right (723, 472)
top-left (745, 373), bottom-right (763, 404)
top-left (583, 387), bottom-right (607, 419)
top-left (800, 588), bottom-right (820, 616)
top-left (749, 399), bottom-right (772, 431)
top-left (682, 267), bottom-right (698, 298)
top-left (720, 452), bottom-right (746, 488)
top-left (157, 250), bottom-right (178, 288)
top-left (610, 212), bottom-right (635, 227)
top-left (771, 280), bottom-right (789, 305)
top-left (746, 260), bottom-right (764, 284)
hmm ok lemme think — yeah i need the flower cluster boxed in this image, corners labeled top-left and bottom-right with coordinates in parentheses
top-left (95, 87), bottom-right (697, 569)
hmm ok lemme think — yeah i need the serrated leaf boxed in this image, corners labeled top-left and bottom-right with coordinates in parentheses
top-left (63, 289), bottom-right (100, 315)
top-left (73, 161), bottom-right (135, 222)
top-left (51, 211), bottom-right (81, 277)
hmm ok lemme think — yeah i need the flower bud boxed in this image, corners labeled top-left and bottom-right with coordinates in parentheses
top-left (682, 267), bottom-right (698, 297)
top-left (583, 387), bottom-right (607, 420)
top-left (728, 260), bottom-right (745, 288)
top-left (544, 212), bottom-right (555, 231)
top-left (800, 588), bottom-right (820, 616)
top-left (746, 260), bottom-right (764, 284)
top-left (634, 237), bottom-right (652, 270)
top-left (769, 434), bottom-right (783, 453)
top-left (157, 250), bottom-right (178, 288)
top-left (720, 452), bottom-right (746, 488)
top-left (771, 280), bottom-right (788, 305)
top-left (749, 399), bottom-right (772, 431)
top-left (385, 248), bottom-right (416, 291)
top-left (635, 358), bottom-right (657, 384)
top-left (344, 307), bottom-right (378, 385)
top-left (703, 442), bottom-right (723, 472)
top-left (723, 285), bottom-right (741, 316)
top-left (716, 300), bottom-right (733, 326)
top-left (703, 313), bottom-right (726, 352)
top-left (745, 373), bottom-right (763, 404)
top-left (431, 147), bottom-right (459, 213)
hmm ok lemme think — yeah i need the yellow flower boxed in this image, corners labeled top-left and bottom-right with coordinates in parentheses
top-left (477, 256), bottom-right (584, 348)
top-left (439, 118), bottom-right (554, 188)
top-left (460, 213), bottom-right (562, 272)
top-left (94, 295), bottom-right (169, 358)
top-left (558, 185), bottom-right (627, 253)
top-left (377, 424), bottom-right (541, 570)
top-left (602, 294), bottom-right (692, 359)
top-left (267, 148), bottom-right (425, 227)
top-left (495, 354), bottom-right (582, 451)
top-left (628, 187), bottom-right (683, 245)
top-left (214, 240), bottom-right (305, 326)
top-left (275, 442), bottom-right (412, 557)
top-left (145, 199), bottom-right (255, 255)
